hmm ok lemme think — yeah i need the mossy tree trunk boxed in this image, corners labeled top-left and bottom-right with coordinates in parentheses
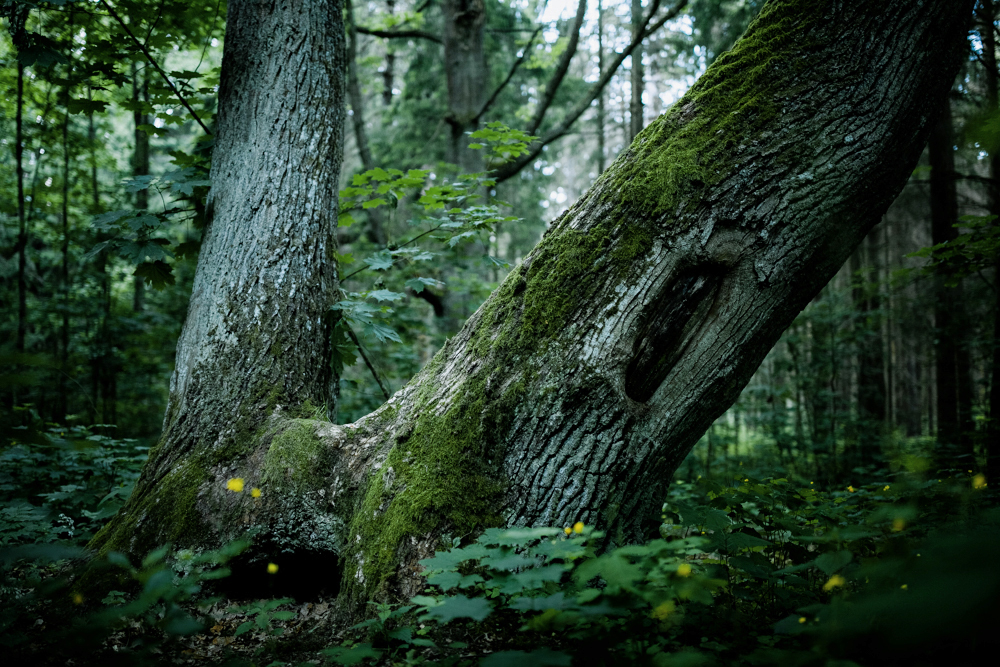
top-left (94, 0), bottom-right (972, 611)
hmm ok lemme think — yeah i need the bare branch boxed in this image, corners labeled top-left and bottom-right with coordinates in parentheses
top-left (98, 0), bottom-right (212, 136)
top-left (526, 0), bottom-right (589, 137)
top-left (356, 26), bottom-right (442, 43)
top-left (493, 0), bottom-right (689, 184)
top-left (475, 26), bottom-right (543, 122)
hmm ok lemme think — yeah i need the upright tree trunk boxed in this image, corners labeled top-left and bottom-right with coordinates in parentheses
top-left (442, 0), bottom-right (486, 172)
top-left (630, 0), bottom-right (644, 141)
top-left (58, 17), bottom-right (73, 423)
top-left (383, 0), bottom-right (395, 106)
top-left (596, 0), bottom-right (606, 174)
top-left (929, 102), bottom-right (974, 463)
top-left (93, 0), bottom-right (345, 558)
top-left (979, 0), bottom-right (1000, 478)
top-left (851, 229), bottom-right (886, 467)
top-left (132, 62), bottom-right (150, 312)
top-left (15, 61), bottom-right (26, 357)
top-left (93, 0), bottom-right (972, 613)
top-left (345, 0), bottom-right (388, 246)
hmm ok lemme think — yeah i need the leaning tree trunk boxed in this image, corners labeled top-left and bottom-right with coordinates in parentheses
top-left (93, 0), bottom-right (972, 613)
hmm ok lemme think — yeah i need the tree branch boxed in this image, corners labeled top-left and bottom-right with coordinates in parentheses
top-left (346, 325), bottom-right (391, 401)
top-left (98, 0), bottom-right (212, 136)
top-left (356, 26), bottom-right (442, 43)
top-left (475, 26), bottom-right (543, 122)
top-left (493, 0), bottom-right (689, 184)
top-left (526, 0), bottom-right (589, 137)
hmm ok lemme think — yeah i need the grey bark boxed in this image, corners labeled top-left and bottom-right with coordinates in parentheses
top-left (345, 0), bottom-right (388, 246)
top-left (630, 0), bottom-right (644, 141)
top-left (442, 0), bottom-right (487, 172)
top-left (94, 0), bottom-right (972, 612)
top-left (92, 0), bottom-right (345, 554)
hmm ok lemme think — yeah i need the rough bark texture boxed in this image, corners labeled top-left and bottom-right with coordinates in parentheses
top-left (94, 0), bottom-right (972, 616)
top-left (91, 0), bottom-right (345, 557)
top-left (442, 0), bottom-right (486, 172)
top-left (630, 0), bottom-right (644, 141)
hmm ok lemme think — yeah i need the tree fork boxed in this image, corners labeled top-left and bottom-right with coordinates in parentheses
top-left (92, 0), bottom-right (973, 612)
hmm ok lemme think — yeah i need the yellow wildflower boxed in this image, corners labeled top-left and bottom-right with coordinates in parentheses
top-left (798, 617), bottom-right (807, 624)
top-left (573, 521), bottom-right (585, 534)
top-left (900, 584), bottom-right (908, 590)
top-left (883, 485), bottom-right (890, 491)
top-left (226, 478), bottom-right (244, 493)
top-left (892, 518), bottom-right (905, 532)
top-left (677, 563), bottom-right (692, 577)
top-left (822, 575), bottom-right (846, 592)
top-left (72, 593), bottom-right (84, 605)
top-left (564, 526), bottom-right (572, 535)
top-left (652, 601), bottom-right (676, 620)
top-left (847, 486), bottom-right (855, 493)
top-left (251, 487), bottom-right (262, 498)
top-left (973, 474), bottom-right (986, 490)
top-left (267, 563), bottom-right (279, 574)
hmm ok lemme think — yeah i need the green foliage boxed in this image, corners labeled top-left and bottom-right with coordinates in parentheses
top-left (908, 214), bottom-right (1000, 286)
top-left (328, 470), bottom-right (998, 666)
top-left (0, 415), bottom-right (148, 545)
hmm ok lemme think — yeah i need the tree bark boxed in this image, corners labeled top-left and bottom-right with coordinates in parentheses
top-left (132, 62), bottom-right (150, 313)
top-left (345, 0), bottom-right (388, 246)
top-left (442, 0), bottom-right (486, 172)
top-left (978, 0), bottom-right (1000, 478)
top-left (93, 0), bottom-right (972, 613)
top-left (630, 0), bottom-right (644, 141)
top-left (92, 0), bottom-right (345, 555)
top-left (929, 101), bottom-right (975, 462)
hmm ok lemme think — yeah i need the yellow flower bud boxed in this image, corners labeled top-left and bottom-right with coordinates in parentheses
top-left (677, 563), bottom-right (692, 577)
top-left (798, 617), bottom-right (807, 624)
top-left (267, 563), bottom-right (279, 574)
top-left (251, 487), bottom-right (262, 498)
top-left (573, 521), bottom-right (585, 534)
top-left (564, 526), bottom-right (572, 535)
top-left (226, 478), bottom-right (244, 493)
top-left (822, 575), bottom-right (846, 591)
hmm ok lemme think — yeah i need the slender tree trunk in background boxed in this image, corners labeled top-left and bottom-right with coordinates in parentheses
top-left (58, 15), bottom-right (73, 424)
top-left (979, 0), bottom-right (1000, 478)
top-left (596, 0), bottom-right (606, 174)
top-left (851, 229), bottom-right (887, 467)
top-left (93, 0), bottom-right (972, 614)
top-left (442, 0), bottom-right (486, 173)
top-left (630, 0), bottom-right (644, 141)
top-left (383, 0), bottom-right (395, 106)
top-left (929, 102), bottom-right (974, 465)
top-left (15, 61), bottom-right (26, 357)
top-left (132, 63), bottom-right (149, 312)
top-left (345, 0), bottom-right (388, 246)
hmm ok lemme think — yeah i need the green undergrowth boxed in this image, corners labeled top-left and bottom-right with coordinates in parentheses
top-left (3, 418), bottom-right (998, 666)
top-left (329, 470), bottom-right (999, 667)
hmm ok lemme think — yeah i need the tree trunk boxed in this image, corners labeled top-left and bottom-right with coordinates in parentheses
top-left (630, 0), bottom-right (644, 141)
top-left (852, 229), bottom-right (887, 467)
top-left (442, 0), bottom-right (486, 172)
top-left (92, 0), bottom-right (972, 613)
top-left (132, 62), bottom-right (150, 312)
top-left (978, 0), bottom-right (1000, 479)
top-left (15, 60), bottom-right (26, 357)
top-left (929, 101), bottom-right (975, 463)
top-left (596, 0), bottom-right (606, 174)
top-left (345, 0), bottom-right (388, 246)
